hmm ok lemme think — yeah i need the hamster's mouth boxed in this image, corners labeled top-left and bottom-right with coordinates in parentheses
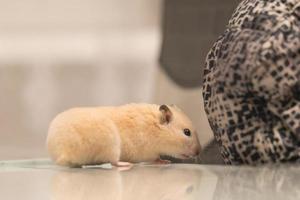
top-left (180, 154), bottom-right (194, 159)
top-left (161, 153), bottom-right (197, 160)
top-left (181, 154), bottom-right (190, 158)
top-left (161, 153), bottom-right (195, 160)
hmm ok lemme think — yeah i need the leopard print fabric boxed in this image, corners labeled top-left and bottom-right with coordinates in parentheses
top-left (202, 0), bottom-right (300, 164)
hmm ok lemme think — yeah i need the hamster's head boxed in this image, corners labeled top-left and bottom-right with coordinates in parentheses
top-left (157, 104), bottom-right (201, 160)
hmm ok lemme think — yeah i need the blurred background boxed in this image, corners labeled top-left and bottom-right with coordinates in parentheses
top-left (0, 0), bottom-right (238, 160)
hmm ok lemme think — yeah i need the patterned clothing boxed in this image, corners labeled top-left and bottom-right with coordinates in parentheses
top-left (203, 0), bottom-right (300, 164)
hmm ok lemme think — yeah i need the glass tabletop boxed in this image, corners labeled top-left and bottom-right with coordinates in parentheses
top-left (0, 159), bottom-right (299, 200)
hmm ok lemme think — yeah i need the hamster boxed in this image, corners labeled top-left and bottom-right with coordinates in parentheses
top-left (46, 104), bottom-right (201, 167)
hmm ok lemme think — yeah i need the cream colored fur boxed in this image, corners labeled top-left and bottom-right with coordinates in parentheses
top-left (47, 103), bottom-right (201, 166)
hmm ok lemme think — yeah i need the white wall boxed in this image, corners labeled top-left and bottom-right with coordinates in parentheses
top-left (0, 0), bottom-right (161, 29)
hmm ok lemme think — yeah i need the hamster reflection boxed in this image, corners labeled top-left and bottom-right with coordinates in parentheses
top-left (51, 166), bottom-right (204, 200)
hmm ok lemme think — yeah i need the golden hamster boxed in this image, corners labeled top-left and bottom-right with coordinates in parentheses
top-left (46, 104), bottom-right (201, 167)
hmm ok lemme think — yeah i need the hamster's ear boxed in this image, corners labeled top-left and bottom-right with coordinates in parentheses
top-left (159, 105), bottom-right (173, 124)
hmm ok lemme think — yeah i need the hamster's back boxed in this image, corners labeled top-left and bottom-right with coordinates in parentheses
top-left (47, 107), bottom-right (121, 166)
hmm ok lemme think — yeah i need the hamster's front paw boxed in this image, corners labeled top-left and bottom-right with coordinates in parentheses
top-left (111, 161), bottom-right (133, 171)
top-left (154, 158), bottom-right (171, 164)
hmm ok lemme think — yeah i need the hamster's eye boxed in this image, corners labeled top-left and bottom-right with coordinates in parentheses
top-left (183, 129), bottom-right (191, 137)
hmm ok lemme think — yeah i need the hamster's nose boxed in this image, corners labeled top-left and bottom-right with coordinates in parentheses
top-left (192, 148), bottom-right (200, 156)
top-left (194, 145), bottom-right (201, 156)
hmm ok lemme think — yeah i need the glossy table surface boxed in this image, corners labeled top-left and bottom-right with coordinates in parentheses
top-left (0, 159), bottom-right (299, 200)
